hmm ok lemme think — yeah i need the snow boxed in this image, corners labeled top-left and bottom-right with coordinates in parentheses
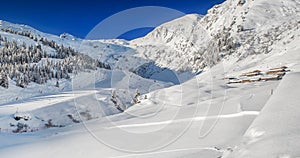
top-left (0, 60), bottom-right (282, 157)
top-left (225, 73), bottom-right (300, 158)
top-left (0, 0), bottom-right (300, 157)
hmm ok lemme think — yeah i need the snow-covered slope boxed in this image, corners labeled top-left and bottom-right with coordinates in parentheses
top-left (0, 19), bottom-right (174, 131)
top-left (225, 72), bottom-right (300, 158)
top-left (0, 69), bottom-right (172, 132)
top-left (0, 62), bottom-right (280, 158)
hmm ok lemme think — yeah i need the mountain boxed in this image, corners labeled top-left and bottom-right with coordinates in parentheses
top-left (130, 14), bottom-right (206, 72)
top-left (130, 0), bottom-right (300, 72)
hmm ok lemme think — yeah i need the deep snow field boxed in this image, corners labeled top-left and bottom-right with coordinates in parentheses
top-left (1, 50), bottom-right (299, 158)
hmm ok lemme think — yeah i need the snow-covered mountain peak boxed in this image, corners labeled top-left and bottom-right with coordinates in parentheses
top-left (131, 13), bottom-right (203, 45)
top-left (157, 13), bottom-right (202, 28)
top-left (0, 20), bottom-right (43, 37)
top-left (202, 0), bottom-right (300, 33)
top-left (59, 32), bottom-right (78, 41)
top-left (129, 0), bottom-right (300, 72)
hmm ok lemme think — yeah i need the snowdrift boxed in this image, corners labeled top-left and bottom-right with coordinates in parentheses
top-left (227, 72), bottom-right (300, 158)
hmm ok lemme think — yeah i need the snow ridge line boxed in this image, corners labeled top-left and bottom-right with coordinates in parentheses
top-left (106, 111), bottom-right (259, 129)
top-left (109, 147), bottom-right (221, 158)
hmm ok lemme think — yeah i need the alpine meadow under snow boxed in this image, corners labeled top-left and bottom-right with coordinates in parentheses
top-left (0, 0), bottom-right (300, 157)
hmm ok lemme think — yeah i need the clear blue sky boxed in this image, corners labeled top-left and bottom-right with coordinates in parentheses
top-left (0, 0), bottom-right (225, 40)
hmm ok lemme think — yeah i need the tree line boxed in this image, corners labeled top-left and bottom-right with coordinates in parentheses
top-left (0, 30), bottom-right (111, 89)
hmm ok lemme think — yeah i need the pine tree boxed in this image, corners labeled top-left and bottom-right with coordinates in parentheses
top-left (0, 72), bottom-right (9, 89)
top-left (110, 90), bottom-right (124, 112)
top-left (56, 80), bottom-right (59, 88)
top-left (131, 89), bottom-right (141, 105)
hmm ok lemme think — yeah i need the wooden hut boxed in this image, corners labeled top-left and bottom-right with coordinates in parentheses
top-left (241, 70), bottom-right (262, 77)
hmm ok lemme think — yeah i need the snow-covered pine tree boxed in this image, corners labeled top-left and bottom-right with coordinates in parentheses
top-left (131, 89), bottom-right (141, 105)
top-left (110, 90), bottom-right (124, 112)
top-left (55, 80), bottom-right (59, 88)
top-left (0, 71), bottom-right (9, 89)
